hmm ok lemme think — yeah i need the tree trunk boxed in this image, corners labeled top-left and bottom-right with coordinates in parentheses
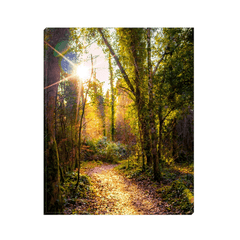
top-left (172, 118), bottom-right (177, 159)
top-left (135, 94), bottom-right (151, 166)
top-left (70, 121), bottom-right (74, 171)
top-left (137, 118), bottom-right (145, 171)
top-left (109, 53), bottom-right (115, 141)
top-left (158, 105), bottom-right (163, 166)
top-left (44, 28), bottom-right (69, 214)
top-left (147, 28), bottom-right (161, 182)
top-left (76, 55), bottom-right (93, 188)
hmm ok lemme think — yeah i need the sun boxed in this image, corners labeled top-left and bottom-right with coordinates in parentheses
top-left (76, 65), bottom-right (89, 80)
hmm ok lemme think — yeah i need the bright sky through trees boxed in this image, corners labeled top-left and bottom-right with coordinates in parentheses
top-left (76, 64), bottom-right (89, 80)
top-left (80, 42), bottom-right (110, 93)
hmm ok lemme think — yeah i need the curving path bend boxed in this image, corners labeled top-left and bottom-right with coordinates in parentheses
top-left (87, 164), bottom-right (168, 215)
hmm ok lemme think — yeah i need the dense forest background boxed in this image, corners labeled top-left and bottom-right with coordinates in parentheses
top-left (44, 27), bottom-right (194, 214)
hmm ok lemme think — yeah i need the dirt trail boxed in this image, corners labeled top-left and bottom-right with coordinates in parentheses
top-left (87, 164), bottom-right (168, 215)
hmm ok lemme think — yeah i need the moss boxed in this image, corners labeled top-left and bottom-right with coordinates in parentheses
top-left (157, 180), bottom-right (194, 214)
top-left (183, 188), bottom-right (194, 204)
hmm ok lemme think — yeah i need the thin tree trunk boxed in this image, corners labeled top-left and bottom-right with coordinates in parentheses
top-left (143, 117), bottom-right (152, 166)
top-left (70, 121), bottom-right (74, 171)
top-left (138, 118), bottom-right (145, 171)
top-left (158, 105), bottom-right (163, 166)
top-left (109, 53), bottom-right (115, 141)
top-left (98, 28), bottom-right (135, 95)
top-left (172, 118), bottom-right (177, 159)
top-left (147, 28), bottom-right (161, 182)
top-left (75, 55), bottom-right (94, 188)
top-left (135, 100), bottom-right (151, 166)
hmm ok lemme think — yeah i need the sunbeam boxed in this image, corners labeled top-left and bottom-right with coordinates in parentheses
top-left (44, 75), bottom-right (76, 90)
top-left (44, 41), bottom-right (76, 68)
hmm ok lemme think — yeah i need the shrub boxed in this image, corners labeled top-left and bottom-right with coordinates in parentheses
top-left (85, 137), bottom-right (128, 163)
top-left (157, 180), bottom-right (194, 214)
top-left (85, 139), bottom-right (97, 153)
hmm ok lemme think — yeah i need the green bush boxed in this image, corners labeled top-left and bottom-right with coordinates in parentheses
top-left (157, 180), bottom-right (194, 214)
top-left (85, 139), bottom-right (97, 153)
top-left (85, 137), bottom-right (128, 163)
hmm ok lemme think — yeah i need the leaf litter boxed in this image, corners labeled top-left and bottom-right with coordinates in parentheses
top-left (64, 164), bottom-right (174, 215)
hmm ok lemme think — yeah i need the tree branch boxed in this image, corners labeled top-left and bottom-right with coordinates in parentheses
top-left (119, 85), bottom-right (132, 94)
top-left (97, 28), bottom-right (135, 96)
top-left (162, 98), bottom-right (185, 124)
top-left (162, 106), bottom-right (177, 124)
top-left (152, 50), bottom-right (167, 77)
top-left (118, 85), bottom-right (135, 101)
top-left (152, 32), bottom-right (186, 78)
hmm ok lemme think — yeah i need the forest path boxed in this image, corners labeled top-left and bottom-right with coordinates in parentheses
top-left (86, 164), bottom-right (167, 215)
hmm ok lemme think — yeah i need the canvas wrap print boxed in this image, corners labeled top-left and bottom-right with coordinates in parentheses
top-left (44, 28), bottom-right (194, 215)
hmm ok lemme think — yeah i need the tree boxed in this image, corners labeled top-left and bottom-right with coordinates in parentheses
top-left (44, 28), bottom-right (70, 214)
top-left (115, 80), bottom-right (136, 144)
top-left (89, 72), bottom-right (106, 137)
top-left (98, 28), bottom-right (167, 181)
top-left (152, 28), bottom-right (194, 164)
top-left (108, 53), bottom-right (115, 141)
top-left (147, 28), bottom-right (161, 181)
top-left (75, 55), bottom-right (94, 188)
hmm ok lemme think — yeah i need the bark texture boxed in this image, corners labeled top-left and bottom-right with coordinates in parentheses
top-left (44, 28), bottom-right (69, 214)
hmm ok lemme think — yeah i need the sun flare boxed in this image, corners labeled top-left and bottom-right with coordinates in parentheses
top-left (76, 65), bottom-right (89, 80)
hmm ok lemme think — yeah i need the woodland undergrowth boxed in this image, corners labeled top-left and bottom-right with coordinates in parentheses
top-left (60, 138), bottom-right (128, 214)
top-left (115, 155), bottom-right (194, 214)
top-left (60, 137), bottom-right (193, 215)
